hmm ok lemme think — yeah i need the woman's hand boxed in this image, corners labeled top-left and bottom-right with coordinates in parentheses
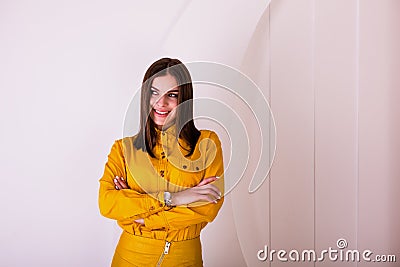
top-left (171, 176), bottom-right (222, 206)
top-left (134, 218), bottom-right (145, 225)
top-left (113, 176), bottom-right (130, 190)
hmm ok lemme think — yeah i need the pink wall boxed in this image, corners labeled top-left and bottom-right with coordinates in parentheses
top-left (233, 0), bottom-right (400, 266)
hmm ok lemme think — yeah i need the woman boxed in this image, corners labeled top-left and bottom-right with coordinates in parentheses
top-left (99, 58), bottom-right (224, 266)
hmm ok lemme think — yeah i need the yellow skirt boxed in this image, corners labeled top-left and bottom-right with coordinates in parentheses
top-left (111, 231), bottom-right (203, 267)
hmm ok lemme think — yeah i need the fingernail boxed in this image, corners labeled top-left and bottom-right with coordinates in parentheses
top-left (121, 177), bottom-right (124, 180)
top-left (214, 200), bottom-right (218, 204)
top-left (115, 186), bottom-right (119, 190)
top-left (114, 178), bottom-right (117, 183)
top-left (116, 175), bottom-right (119, 178)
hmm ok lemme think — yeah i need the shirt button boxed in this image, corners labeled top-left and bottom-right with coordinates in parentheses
top-left (196, 167), bottom-right (199, 171)
top-left (150, 206), bottom-right (155, 210)
top-left (182, 165), bottom-right (187, 169)
top-left (159, 203), bottom-right (163, 207)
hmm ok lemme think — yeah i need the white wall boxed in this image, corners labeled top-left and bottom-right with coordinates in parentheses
top-left (1, 1), bottom-right (399, 266)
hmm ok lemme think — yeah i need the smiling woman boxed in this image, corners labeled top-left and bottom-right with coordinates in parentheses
top-left (98, 58), bottom-right (225, 266)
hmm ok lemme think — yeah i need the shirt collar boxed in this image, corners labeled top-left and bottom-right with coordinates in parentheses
top-left (155, 124), bottom-right (177, 135)
top-left (154, 125), bottom-right (191, 151)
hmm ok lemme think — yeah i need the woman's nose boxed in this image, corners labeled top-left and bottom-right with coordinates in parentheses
top-left (156, 94), bottom-right (167, 106)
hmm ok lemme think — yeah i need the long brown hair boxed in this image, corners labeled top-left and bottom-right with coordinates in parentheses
top-left (133, 58), bottom-right (200, 158)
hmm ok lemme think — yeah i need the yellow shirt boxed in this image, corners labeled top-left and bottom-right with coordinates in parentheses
top-left (98, 126), bottom-right (224, 242)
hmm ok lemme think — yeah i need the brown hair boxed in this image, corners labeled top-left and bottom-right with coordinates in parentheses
top-left (133, 57), bottom-right (200, 157)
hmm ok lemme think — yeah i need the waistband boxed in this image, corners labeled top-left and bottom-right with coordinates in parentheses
top-left (119, 231), bottom-right (201, 248)
top-left (119, 221), bottom-right (206, 242)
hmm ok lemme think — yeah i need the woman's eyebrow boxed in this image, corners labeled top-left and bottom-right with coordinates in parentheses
top-left (151, 86), bottom-right (179, 93)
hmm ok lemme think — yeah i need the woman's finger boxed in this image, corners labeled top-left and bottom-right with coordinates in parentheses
top-left (114, 176), bottom-right (130, 189)
top-left (194, 186), bottom-right (221, 200)
top-left (118, 177), bottom-right (129, 189)
top-left (196, 176), bottom-right (217, 187)
top-left (196, 192), bottom-right (220, 203)
top-left (114, 177), bottom-right (122, 189)
top-left (134, 218), bottom-right (145, 225)
top-left (197, 184), bottom-right (221, 197)
top-left (114, 176), bottom-right (125, 189)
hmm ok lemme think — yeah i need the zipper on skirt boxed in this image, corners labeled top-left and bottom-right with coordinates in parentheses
top-left (156, 241), bottom-right (171, 266)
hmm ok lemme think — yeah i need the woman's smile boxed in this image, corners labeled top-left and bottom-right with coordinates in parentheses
top-left (153, 109), bottom-right (171, 116)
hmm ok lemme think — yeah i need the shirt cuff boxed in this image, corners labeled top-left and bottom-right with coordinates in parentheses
top-left (146, 191), bottom-right (165, 212)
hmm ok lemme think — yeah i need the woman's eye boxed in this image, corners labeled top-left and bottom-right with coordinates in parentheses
top-left (168, 93), bottom-right (178, 98)
top-left (150, 90), bottom-right (158, 96)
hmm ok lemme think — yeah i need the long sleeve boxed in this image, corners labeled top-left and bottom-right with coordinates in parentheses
top-left (98, 140), bottom-right (165, 221)
top-left (143, 131), bottom-right (225, 230)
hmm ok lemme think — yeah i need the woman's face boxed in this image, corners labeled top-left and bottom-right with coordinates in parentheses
top-left (149, 74), bottom-right (179, 129)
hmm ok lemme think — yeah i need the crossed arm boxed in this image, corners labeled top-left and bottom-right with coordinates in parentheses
top-left (98, 132), bottom-right (224, 230)
top-left (113, 175), bottom-right (221, 225)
